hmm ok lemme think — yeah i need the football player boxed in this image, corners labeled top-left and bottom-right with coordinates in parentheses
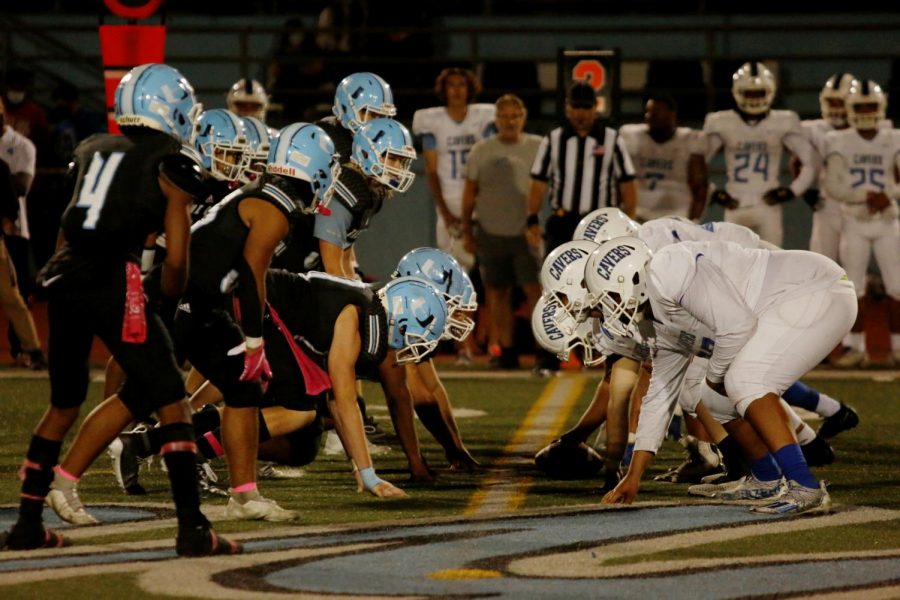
top-left (593, 236), bottom-right (856, 514)
top-left (412, 67), bottom-right (496, 271)
top-left (619, 94), bottom-right (708, 222)
top-left (319, 72), bottom-right (396, 164)
top-left (172, 122), bottom-right (339, 521)
top-left (823, 79), bottom-right (900, 367)
top-left (704, 62), bottom-right (815, 246)
top-left (226, 77), bottom-right (269, 122)
top-left (1, 64), bottom-right (241, 556)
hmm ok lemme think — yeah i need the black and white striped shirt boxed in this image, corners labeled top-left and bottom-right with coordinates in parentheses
top-left (530, 122), bottom-right (635, 214)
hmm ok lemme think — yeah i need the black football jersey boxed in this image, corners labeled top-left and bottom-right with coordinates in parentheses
top-left (60, 131), bottom-right (183, 258)
top-left (317, 116), bottom-right (353, 165)
top-left (265, 269), bottom-right (388, 373)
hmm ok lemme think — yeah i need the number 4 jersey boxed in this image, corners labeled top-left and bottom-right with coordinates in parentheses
top-left (60, 131), bottom-right (189, 258)
top-left (704, 109), bottom-right (813, 208)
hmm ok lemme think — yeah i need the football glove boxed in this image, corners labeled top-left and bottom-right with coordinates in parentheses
top-left (240, 343), bottom-right (272, 384)
top-left (866, 191), bottom-right (892, 214)
top-left (802, 188), bottom-right (821, 211)
top-left (709, 189), bottom-right (739, 209)
top-left (763, 186), bottom-right (794, 205)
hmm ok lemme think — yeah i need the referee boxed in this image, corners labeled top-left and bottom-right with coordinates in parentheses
top-left (526, 82), bottom-right (637, 253)
top-left (526, 82), bottom-right (637, 375)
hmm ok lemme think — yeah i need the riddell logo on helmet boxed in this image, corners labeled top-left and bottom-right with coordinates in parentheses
top-left (267, 164), bottom-right (297, 177)
top-left (594, 245), bottom-right (635, 281)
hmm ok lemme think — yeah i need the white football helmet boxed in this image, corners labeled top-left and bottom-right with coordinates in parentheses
top-left (531, 295), bottom-right (601, 365)
top-left (573, 207), bottom-right (640, 243)
top-left (539, 239), bottom-right (599, 328)
top-left (226, 78), bottom-right (269, 121)
top-left (731, 62), bottom-right (776, 115)
top-left (819, 72), bottom-right (856, 129)
top-left (584, 236), bottom-right (653, 338)
top-left (846, 79), bottom-right (887, 131)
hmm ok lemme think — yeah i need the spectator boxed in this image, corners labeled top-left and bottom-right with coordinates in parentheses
top-left (0, 97), bottom-right (46, 369)
top-left (461, 94), bottom-right (542, 369)
top-left (526, 81), bottom-right (637, 375)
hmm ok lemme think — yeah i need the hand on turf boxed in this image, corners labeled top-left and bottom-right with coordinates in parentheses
top-left (601, 475), bottom-right (640, 505)
top-left (447, 449), bottom-right (481, 472)
top-left (370, 480), bottom-right (408, 498)
top-left (410, 457), bottom-right (437, 483)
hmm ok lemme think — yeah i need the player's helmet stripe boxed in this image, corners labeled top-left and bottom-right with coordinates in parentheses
top-left (749, 62), bottom-right (758, 77)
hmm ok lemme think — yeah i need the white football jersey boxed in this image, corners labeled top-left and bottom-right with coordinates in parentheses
top-left (412, 103), bottom-right (496, 215)
top-left (704, 109), bottom-right (813, 208)
top-left (637, 217), bottom-right (761, 253)
top-left (619, 124), bottom-right (705, 219)
top-left (824, 127), bottom-right (900, 221)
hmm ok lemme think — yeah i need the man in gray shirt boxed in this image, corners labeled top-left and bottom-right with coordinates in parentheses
top-left (461, 94), bottom-right (542, 369)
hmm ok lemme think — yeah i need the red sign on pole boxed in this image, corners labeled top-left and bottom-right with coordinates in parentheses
top-left (98, 0), bottom-right (166, 134)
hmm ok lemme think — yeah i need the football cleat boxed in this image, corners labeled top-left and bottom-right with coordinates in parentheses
top-left (801, 436), bottom-right (835, 466)
top-left (225, 495), bottom-right (300, 522)
top-left (108, 432), bottom-right (148, 495)
top-left (716, 474), bottom-right (785, 502)
top-left (817, 403), bottom-right (860, 439)
top-left (46, 485), bottom-right (99, 526)
top-left (752, 480), bottom-right (832, 515)
top-left (1, 523), bottom-right (71, 550)
top-left (197, 461), bottom-right (228, 498)
top-left (176, 525), bottom-right (243, 557)
top-left (654, 436), bottom-right (723, 483)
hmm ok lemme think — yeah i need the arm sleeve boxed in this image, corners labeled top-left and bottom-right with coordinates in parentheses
top-left (783, 131), bottom-right (816, 196)
top-left (678, 257), bottom-right (758, 384)
top-left (313, 201), bottom-right (353, 249)
top-left (530, 134), bottom-right (552, 182)
top-left (634, 349), bottom-right (691, 453)
top-left (704, 129), bottom-right (724, 161)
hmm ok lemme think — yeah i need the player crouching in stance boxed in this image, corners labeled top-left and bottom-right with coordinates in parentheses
top-left (595, 236), bottom-right (856, 514)
top-left (1, 64), bottom-right (240, 555)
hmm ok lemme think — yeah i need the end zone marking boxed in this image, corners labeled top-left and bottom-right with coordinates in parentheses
top-left (466, 375), bottom-right (587, 515)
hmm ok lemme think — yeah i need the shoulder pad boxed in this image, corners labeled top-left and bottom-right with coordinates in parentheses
top-left (703, 110), bottom-right (730, 132)
top-left (334, 168), bottom-right (372, 212)
top-left (159, 153), bottom-right (209, 198)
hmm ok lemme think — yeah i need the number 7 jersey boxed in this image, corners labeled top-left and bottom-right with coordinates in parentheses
top-left (704, 109), bottom-right (810, 208)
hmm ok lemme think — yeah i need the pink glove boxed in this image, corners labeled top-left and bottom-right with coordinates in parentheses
top-left (240, 343), bottom-right (272, 384)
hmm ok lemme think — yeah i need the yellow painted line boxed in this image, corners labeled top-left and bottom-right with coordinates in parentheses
top-left (427, 568), bottom-right (502, 580)
top-left (465, 375), bottom-right (588, 515)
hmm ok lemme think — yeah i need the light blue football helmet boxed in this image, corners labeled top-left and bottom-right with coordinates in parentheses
top-left (379, 276), bottom-right (449, 364)
top-left (332, 72), bottom-right (397, 132)
top-left (190, 109), bottom-right (247, 182)
top-left (239, 116), bottom-right (273, 183)
top-left (393, 247), bottom-right (478, 341)
top-left (351, 118), bottom-right (416, 192)
top-left (266, 123), bottom-right (341, 214)
top-left (114, 63), bottom-right (201, 142)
